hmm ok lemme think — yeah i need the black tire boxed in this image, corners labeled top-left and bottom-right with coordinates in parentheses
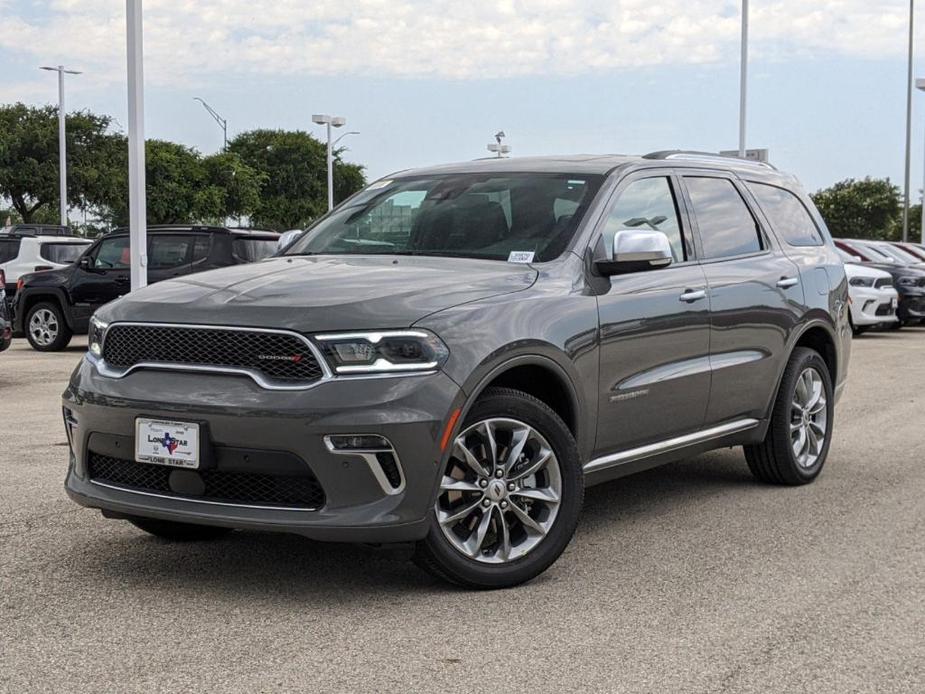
top-left (25, 301), bottom-right (72, 352)
top-left (414, 387), bottom-right (583, 589)
top-left (889, 320), bottom-right (903, 331)
top-left (127, 516), bottom-right (234, 541)
top-left (744, 347), bottom-right (834, 486)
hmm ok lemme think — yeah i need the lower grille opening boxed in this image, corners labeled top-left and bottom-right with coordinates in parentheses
top-left (87, 452), bottom-right (325, 509)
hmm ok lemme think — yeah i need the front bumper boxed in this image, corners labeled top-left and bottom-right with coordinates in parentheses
top-left (63, 356), bottom-right (462, 542)
top-left (898, 290), bottom-right (925, 322)
top-left (849, 287), bottom-right (898, 326)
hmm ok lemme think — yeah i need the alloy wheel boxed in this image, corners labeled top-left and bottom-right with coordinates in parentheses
top-left (790, 367), bottom-right (828, 468)
top-left (29, 308), bottom-right (59, 347)
top-left (435, 417), bottom-right (562, 564)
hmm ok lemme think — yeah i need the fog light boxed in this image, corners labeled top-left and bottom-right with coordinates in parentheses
top-left (325, 434), bottom-right (391, 451)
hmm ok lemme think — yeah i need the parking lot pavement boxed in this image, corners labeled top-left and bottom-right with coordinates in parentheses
top-left (1, 330), bottom-right (923, 693)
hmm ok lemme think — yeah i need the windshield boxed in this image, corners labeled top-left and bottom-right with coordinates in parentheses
top-left (874, 243), bottom-right (920, 264)
top-left (284, 172), bottom-right (604, 262)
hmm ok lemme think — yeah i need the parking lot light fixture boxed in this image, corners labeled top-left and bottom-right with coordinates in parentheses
top-left (39, 65), bottom-right (82, 227)
top-left (193, 97), bottom-right (228, 150)
top-left (313, 114), bottom-right (346, 211)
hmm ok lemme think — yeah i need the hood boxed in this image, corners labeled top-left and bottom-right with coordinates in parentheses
top-left (844, 262), bottom-right (891, 281)
top-left (99, 255), bottom-right (537, 331)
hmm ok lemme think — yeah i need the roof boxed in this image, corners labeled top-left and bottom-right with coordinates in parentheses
top-left (387, 151), bottom-right (797, 184)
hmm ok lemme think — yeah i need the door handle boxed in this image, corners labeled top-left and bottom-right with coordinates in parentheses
top-left (679, 289), bottom-right (707, 303)
top-left (776, 276), bottom-right (800, 289)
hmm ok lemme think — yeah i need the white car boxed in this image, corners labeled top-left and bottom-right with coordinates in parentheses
top-left (838, 249), bottom-right (898, 334)
top-left (0, 229), bottom-right (91, 294)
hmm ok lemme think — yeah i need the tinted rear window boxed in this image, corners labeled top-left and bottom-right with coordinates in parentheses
top-left (41, 242), bottom-right (90, 264)
top-left (0, 239), bottom-right (21, 263)
top-left (233, 238), bottom-right (277, 262)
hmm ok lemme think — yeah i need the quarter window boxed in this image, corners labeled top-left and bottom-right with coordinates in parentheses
top-left (603, 177), bottom-right (688, 262)
top-left (0, 239), bottom-right (21, 263)
top-left (685, 177), bottom-right (763, 259)
top-left (747, 183), bottom-right (823, 247)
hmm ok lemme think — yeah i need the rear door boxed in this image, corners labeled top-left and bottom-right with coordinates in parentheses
top-left (679, 173), bottom-right (804, 425)
top-left (594, 171), bottom-right (712, 454)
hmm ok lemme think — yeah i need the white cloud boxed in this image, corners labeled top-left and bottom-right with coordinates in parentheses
top-left (0, 0), bottom-right (915, 89)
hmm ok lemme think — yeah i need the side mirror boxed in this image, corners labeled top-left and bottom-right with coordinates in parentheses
top-left (79, 256), bottom-right (92, 271)
top-left (277, 229), bottom-right (303, 253)
top-left (594, 228), bottom-right (674, 276)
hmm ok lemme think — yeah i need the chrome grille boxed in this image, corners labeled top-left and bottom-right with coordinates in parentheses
top-left (102, 324), bottom-right (325, 385)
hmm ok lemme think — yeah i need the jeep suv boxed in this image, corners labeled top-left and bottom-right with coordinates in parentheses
top-left (15, 225), bottom-right (279, 351)
top-left (0, 227), bottom-right (91, 304)
top-left (63, 153), bottom-right (850, 588)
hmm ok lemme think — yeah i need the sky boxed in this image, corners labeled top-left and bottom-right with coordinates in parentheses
top-left (0, 0), bottom-right (923, 195)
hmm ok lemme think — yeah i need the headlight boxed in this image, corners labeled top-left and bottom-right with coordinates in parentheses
top-left (316, 330), bottom-right (449, 374)
top-left (849, 277), bottom-right (875, 287)
top-left (897, 276), bottom-right (916, 287)
top-left (88, 316), bottom-right (107, 358)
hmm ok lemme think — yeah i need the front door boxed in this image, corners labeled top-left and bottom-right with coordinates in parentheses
top-left (70, 236), bottom-right (132, 325)
top-left (594, 173), bottom-right (712, 455)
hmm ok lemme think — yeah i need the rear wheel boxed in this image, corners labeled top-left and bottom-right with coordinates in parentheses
top-left (745, 347), bottom-right (833, 485)
top-left (415, 387), bottom-right (583, 589)
top-left (127, 516), bottom-right (234, 541)
top-left (25, 301), bottom-right (72, 351)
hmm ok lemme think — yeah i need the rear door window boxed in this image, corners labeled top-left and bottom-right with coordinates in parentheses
top-left (0, 239), bottom-right (21, 263)
top-left (148, 235), bottom-right (194, 269)
top-left (40, 242), bottom-right (90, 264)
top-left (747, 183), bottom-right (823, 247)
top-left (685, 177), bottom-right (763, 259)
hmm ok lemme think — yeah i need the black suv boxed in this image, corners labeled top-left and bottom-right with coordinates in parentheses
top-left (64, 153), bottom-right (850, 588)
top-left (15, 225), bottom-right (279, 351)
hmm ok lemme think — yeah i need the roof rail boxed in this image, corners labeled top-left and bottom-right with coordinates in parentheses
top-left (2, 224), bottom-right (75, 237)
top-left (643, 150), bottom-right (776, 171)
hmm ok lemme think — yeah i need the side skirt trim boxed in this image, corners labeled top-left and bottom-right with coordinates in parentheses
top-left (584, 418), bottom-right (760, 474)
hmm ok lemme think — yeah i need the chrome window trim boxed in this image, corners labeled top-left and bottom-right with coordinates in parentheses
top-left (584, 418), bottom-right (760, 474)
top-left (90, 480), bottom-right (321, 512)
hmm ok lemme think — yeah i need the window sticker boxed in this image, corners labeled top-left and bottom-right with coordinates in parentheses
top-left (508, 251), bottom-right (535, 263)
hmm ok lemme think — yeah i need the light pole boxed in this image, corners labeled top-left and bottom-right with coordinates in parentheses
top-left (487, 131), bottom-right (511, 158)
top-left (193, 97), bottom-right (228, 150)
top-left (126, 0), bottom-right (147, 290)
top-left (312, 115), bottom-right (346, 211)
top-left (39, 65), bottom-right (81, 227)
top-left (902, 0), bottom-right (915, 242)
top-left (918, 78), bottom-right (925, 245)
top-left (738, 0), bottom-right (748, 158)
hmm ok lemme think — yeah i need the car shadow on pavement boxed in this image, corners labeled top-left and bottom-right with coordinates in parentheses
top-left (71, 451), bottom-right (757, 598)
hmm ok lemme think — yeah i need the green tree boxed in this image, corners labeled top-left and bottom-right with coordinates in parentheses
top-left (228, 129), bottom-right (365, 229)
top-left (811, 177), bottom-right (902, 240)
top-left (0, 103), bottom-right (123, 222)
top-left (99, 140), bottom-right (263, 226)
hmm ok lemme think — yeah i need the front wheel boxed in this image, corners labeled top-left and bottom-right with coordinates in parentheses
top-left (25, 301), bottom-right (72, 351)
top-left (745, 347), bottom-right (834, 485)
top-left (415, 387), bottom-right (583, 589)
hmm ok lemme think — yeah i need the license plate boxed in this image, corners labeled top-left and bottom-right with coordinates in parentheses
top-left (135, 418), bottom-right (200, 468)
top-left (892, 298), bottom-right (898, 309)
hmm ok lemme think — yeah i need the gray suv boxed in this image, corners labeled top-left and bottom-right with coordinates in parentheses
top-left (63, 152), bottom-right (850, 588)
